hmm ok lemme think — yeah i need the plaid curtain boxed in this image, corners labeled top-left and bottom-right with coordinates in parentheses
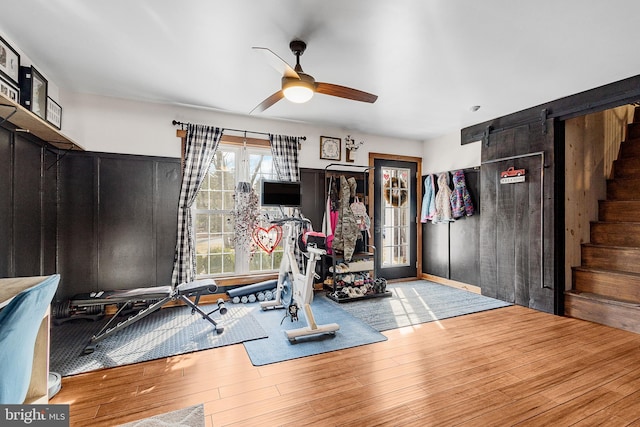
top-left (171, 124), bottom-right (223, 286)
top-left (269, 134), bottom-right (300, 181)
top-left (269, 134), bottom-right (305, 271)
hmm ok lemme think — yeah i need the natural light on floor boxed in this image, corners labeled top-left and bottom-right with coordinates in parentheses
top-left (391, 286), bottom-right (445, 331)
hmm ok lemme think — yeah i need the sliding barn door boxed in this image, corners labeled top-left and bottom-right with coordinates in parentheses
top-left (480, 120), bottom-right (557, 314)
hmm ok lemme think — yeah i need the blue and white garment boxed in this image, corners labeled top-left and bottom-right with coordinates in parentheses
top-left (420, 174), bottom-right (436, 222)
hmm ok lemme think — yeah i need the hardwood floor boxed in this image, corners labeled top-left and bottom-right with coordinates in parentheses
top-left (51, 305), bottom-right (640, 426)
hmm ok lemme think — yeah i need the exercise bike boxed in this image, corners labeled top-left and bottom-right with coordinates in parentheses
top-left (260, 216), bottom-right (340, 341)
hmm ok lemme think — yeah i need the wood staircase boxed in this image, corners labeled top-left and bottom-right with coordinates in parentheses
top-left (565, 107), bottom-right (640, 333)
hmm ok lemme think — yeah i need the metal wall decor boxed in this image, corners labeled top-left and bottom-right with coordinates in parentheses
top-left (499, 166), bottom-right (526, 184)
top-left (344, 134), bottom-right (364, 162)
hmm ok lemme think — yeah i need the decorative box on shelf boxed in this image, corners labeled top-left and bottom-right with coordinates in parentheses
top-left (19, 65), bottom-right (48, 120)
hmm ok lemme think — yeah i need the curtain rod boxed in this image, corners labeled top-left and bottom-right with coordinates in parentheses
top-left (171, 120), bottom-right (306, 141)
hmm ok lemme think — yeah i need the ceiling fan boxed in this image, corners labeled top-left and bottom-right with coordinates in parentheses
top-left (250, 40), bottom-right (378, 114)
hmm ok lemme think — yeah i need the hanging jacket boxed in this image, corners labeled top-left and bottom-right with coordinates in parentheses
top-left (432, 172), bottom-right (454, 224)
top-left (420, 174), bottom-right (436, 222)
top-left (332, 176), bottom-right (360, 262)
top-left (450, 170), bottom-right (475, 218)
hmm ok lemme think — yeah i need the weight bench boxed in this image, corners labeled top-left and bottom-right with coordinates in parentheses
top-left (81, 279), bottom-right (227, 354)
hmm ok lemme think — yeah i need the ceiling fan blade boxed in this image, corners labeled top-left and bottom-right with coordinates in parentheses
top-left (316, 82), bottom-right (378, 103)
top-left (252, 47), bottom-right (300, 79)
top-left (250, 90), bottom-right (285, 114)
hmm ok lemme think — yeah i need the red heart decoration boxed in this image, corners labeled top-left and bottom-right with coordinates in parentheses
top-left (252, 225), bottom-right (283, 254)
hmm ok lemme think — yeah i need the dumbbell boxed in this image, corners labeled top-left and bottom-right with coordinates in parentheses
top-left (216, 298), bottom-right (228, 315)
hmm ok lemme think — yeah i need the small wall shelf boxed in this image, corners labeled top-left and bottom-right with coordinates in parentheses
top-left (0, 93), bottom-right (84, 151)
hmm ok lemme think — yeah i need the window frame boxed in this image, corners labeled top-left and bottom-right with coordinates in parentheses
top-left (191, 136), bottom-right (284, 279)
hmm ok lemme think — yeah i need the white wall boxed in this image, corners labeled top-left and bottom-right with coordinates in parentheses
top-left (56, 90), bottom-right (484, 175)
top-left (422, 131), bottom-right (481, 174)
top-left (60, 91), bottom-right (424, 167)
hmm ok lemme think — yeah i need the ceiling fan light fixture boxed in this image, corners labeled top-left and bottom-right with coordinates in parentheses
top-left (251, 40), bottom-right (377, 113)
top-left (282, 78), bottom-right (315, 103)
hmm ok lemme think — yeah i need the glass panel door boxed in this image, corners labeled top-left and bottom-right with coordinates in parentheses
top-left (373, 158), bottom-right (417, 280)
top-left (381, 167), bottom-right (410, 268)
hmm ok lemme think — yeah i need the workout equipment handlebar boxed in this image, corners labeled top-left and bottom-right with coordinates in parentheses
top-left (270, 217), bottom-right (311, 226)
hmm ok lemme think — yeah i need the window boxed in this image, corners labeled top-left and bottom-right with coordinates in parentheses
top-left (380, 166), bottom-right (410, 267)
top-left (193, 142), bottom-right (283, 277)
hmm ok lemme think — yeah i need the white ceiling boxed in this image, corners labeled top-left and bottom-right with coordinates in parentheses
top-left (1, 0), bottom-right (640, 141)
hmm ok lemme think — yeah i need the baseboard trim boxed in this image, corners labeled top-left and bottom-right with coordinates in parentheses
top-left (421, 274), bottom-right (481, 294)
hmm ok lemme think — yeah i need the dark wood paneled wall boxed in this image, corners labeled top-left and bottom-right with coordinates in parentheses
top-left (57, 152), bottom-right (181, 299)
top-left (57, 153), bottom-right (97, 297)
top-left (155, 161), bottom-right (182, 285)
top-left (300, 168), bottom-right (325, 231)
top-left (422, 223), bottom-right (449, 278)
top-left (422, 169), bottom-right (480, 286)
top-left (1, 139), bottom-right (330, 301)
top-left (0, 128), bottom-right (12, 276)
top-left (0, 127), bottom-right (58, 286)
top-left (449, 171), bottom-right (480, 284)
top-left (43, 148), bottom-right (58, 275)
top-left (13, 140), bottom-right (42, 275)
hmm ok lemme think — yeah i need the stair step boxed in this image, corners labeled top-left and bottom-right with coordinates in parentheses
top-left (629, 123), bottom-right (640, 140)
top-left (581, 243), bottom-right (640, 274)
top-left (599, 200), bottom-right (640, 222)
top-left (590, 221), bottom-right (640, 246)
top-left (566, 289), bottom-right (640, 307)
top-left (569, 109), bottom-right (640, 335)
top-left (619, 138), bottom-right (640, 158)
top-left (565, 290), bottom-right (640, 334)
top-left (573, 267), bottom-right (640, 303)
top-left (613, 157), bottom-right (640, 178)
top-left (607, 178), bottom-right (640, 200)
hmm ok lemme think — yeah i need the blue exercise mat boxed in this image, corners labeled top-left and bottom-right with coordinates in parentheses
top-left (243, 296), bottom-right (387, 366)
top-left (50, 303), bottom-right (267, 376)
top-left (325, 280), bottom-right (512, 331)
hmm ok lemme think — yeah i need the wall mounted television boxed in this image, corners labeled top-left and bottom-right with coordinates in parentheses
top-left (260, 179), bottom-right (302, 207)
